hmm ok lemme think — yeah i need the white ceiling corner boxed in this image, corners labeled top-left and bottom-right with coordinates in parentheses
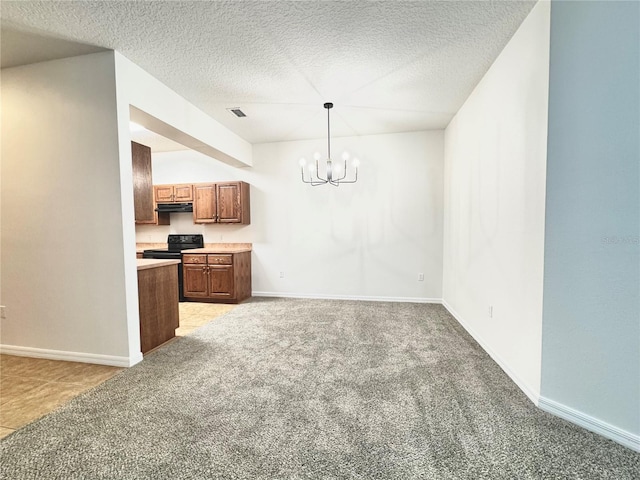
top-left (1, 0), bottom-right (537, 148)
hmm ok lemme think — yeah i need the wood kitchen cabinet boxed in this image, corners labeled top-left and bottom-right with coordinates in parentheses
top-left (131, 141), bottom-right (156, 225)
top-left (137, 260), bottom-right (180, 353)
top-left (193, 182), bottom-right (250, 224)
top-left (154, 184), bottom-right (193, 203)
top-left (182, 251), bottom-right (251, 303)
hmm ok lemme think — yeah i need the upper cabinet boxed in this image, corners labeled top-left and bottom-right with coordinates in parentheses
top-left (154, 184), bottom-right (193, 203)
top-left (193, 181), bottom-right (250, 225)
top-left (131, 141), bottom-right (155, 225)
top-left (138, 181), bottom-right (250, 226)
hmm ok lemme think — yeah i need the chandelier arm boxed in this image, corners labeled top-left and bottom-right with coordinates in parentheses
top-left (332, 159), bottom-right (348, 181)
top-left (302, 175), bottom-right (324, 185)
top-left (302, 171), bottom-right (327, 186)
top-left (302, 164), bottom-right (323, 185)
top-left (314, 158), bottom-right (328, 182)
top-left (301, 167), bottom-right (313, 183)
top-left (335, 170), bottom-right (358, 184)
top-left (301, 160), bottom-right (329, 185)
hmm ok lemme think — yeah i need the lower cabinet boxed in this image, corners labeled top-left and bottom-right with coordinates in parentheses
top-left (137, 263), bottom-right (180, 354)
top-left (182, 252), bottom-right (251, 303)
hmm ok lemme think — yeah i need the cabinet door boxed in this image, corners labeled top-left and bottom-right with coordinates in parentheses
top-left (193, 184), bottom-right (217, 224)
top-left (208, 265), bottom-right (235, 298)
top-left (131, 142), bottom-right (155, 224)
top-left (216, 182), bottom-right (242, 223)
top-left (174, 184), bottom-right (193, 202)
top-left (183, 264), bottom-right (209, 297)
top-left (155, 185), bottom-right (174, 203)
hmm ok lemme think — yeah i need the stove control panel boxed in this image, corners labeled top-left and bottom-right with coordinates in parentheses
top-left (167, 234), bottom-right (204, 251)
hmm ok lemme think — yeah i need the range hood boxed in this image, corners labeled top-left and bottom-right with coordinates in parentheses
top-left (155, 202), bottom-right (193, 213)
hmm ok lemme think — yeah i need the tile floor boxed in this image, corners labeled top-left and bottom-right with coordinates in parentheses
top-left (0, 302), bottom-right (235, 440)
top-left (176, 302), bottom-right (236, 337)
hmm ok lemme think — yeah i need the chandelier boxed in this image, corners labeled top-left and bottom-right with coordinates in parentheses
top-left (299, 102), bottom-right (359, 186)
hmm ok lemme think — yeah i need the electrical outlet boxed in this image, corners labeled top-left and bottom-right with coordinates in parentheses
top-left (488, 305), bottom-right (493, 318)
top-left (279, 271), bottom-right (285, 278)
top-left (0, 306), bottom-right (6, 319)
top-left (418, 273), bottom-right (424, 281)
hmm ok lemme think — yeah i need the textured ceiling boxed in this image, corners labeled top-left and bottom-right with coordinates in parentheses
top-left (1, 0), bottom-right (537, 145)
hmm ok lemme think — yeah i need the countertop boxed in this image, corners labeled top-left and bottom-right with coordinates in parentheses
top-left (136, 243), bottom-right (252, 254)
top-left (136, 258), bottom-right (181, 271)
top-left (186, 245), bottom-right (252, 254)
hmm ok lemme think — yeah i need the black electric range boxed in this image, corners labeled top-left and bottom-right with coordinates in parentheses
top-left (142, 234), bottom-right (204, 301)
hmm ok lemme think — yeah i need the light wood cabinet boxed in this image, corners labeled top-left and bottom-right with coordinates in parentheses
top-left (182, 252), bottom-right (251, 303)
top-left (131, 141), bottom-right (155, 225)
top-left (193, 181), bottom-right (250, 224)
top-left (154, 184), bottom-right (193, 203)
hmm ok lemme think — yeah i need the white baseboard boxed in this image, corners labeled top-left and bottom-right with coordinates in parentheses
top-left (0, 344), bottom-right (142, 367)
top-left (441, 300), bottom-right (640, 452)
top-left (441, 300), bottom-right (540, 405)
top-left (538, 396), bottom-right (640, 452)
top-left (252, 291), bottom-right (443, 304)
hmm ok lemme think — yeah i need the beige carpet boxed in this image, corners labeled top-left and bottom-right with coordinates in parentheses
top-left (1, 298), bottom-right (638, 479)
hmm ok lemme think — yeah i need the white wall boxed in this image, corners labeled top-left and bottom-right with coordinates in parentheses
top-left (137, 130), bottom-right (444, 302)
top-left (540, 0), bottom-right (639, 449)
top-left (0, 52), bottom-right (138, 365)
top-left (442, 0), bottom-right (550, 400)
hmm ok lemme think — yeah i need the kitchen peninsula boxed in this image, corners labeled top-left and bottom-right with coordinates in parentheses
top-left (136, 258), bottom-right (180, 353)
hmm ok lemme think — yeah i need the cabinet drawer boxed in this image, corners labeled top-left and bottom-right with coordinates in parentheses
top-left (207, 254), bottom-right (232, 265)
top-left (182, 254), bottom-right (207, 265)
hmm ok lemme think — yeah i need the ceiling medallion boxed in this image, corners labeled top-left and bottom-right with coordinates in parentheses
top-left (299, 102), bottom-right (359, 186)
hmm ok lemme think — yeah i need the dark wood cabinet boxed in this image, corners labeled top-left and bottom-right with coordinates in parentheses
top-left (137, 262), bottom-right (180, 353)
top-left (193, 181), bottom-right (250, 224)
top-left (148, 181), bottom-right (249, 226)
top-left (183, 263), bottom-right (210, 298)
top-left (208, 265), bottom-right (235, 299)
top-left (182, 251), bottom-right (251, 303)
top-left (131, 141), bottom-right (155, 225)
top-left (193, 184), bottom-right (216, 223)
